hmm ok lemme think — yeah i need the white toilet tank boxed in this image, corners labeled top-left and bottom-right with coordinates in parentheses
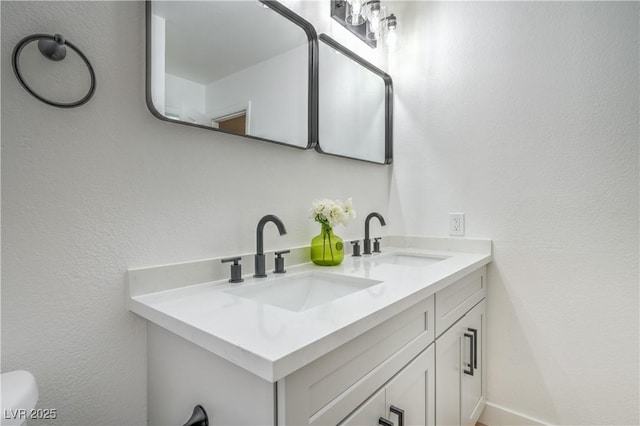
top-left (1, 370), bottom-right (39, 426)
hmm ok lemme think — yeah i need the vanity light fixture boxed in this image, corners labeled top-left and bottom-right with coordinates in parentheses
top-left (383, 12), bottom-right (397, 49)
top-left (330, 0), bottom-right (398, 49)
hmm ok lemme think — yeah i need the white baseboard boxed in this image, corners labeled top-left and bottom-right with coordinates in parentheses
top-left (479, 401), bottom-right (550, 426)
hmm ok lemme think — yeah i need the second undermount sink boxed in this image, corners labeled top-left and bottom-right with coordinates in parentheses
top-left (225, 271), bottom-right (382, 312)
top-left (366, 252), bottom-right (448, 267)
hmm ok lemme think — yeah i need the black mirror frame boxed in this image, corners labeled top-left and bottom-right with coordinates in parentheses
top-left (145, 0), bottom-right (319, 149)
top-left (315, 34), bottom-right (393, 165)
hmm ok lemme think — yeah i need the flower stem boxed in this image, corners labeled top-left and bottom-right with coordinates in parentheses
top-left (322, 231), bottom-right (326, 260)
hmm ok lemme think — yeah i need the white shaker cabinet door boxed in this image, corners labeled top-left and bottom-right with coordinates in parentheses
top-left (435, 319), bottom-right (464, 426)
top-left (385, 343), bottom-right (435, 426)
top-left (340, 388), bottom-right (386, 426)
top-left (341, 345), bottom-right (435, 426)
top-left (461, 300), bottom-right (485, 426)
top-left (435, 300), bottom-right (486, 426)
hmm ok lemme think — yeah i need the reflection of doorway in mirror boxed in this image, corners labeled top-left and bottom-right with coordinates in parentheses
top-left (214, 112), bottom-right (247, 135)
top-left (210, 101), bottom-right (252, 135)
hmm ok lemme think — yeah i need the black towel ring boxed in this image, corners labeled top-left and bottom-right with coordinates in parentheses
top-left (11, 33), bottom-right (96, 108)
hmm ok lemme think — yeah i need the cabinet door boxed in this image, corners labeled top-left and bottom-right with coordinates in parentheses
top-left (284, 297), bottom-right (435, 426)
top-left (385, 344), bottom-right (435, 426)
top-left (435, 300), bottom-right (486, 426)
top-left (340, 388), bottom-right (386, 426)
top-left (460, 300), bottom-right (485, 426)
top-left (340, 346), bottom-right (435, 426)
top-left (435, 319), bottom-right (464, 426)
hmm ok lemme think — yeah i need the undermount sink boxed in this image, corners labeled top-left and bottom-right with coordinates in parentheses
top-left (225, 271), bottom-right (382, 312)
top-left (366, 252), bottom-right (448, 267)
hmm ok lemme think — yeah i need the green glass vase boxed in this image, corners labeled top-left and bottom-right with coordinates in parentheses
top-left (310, 225), bottom-right (344, 266)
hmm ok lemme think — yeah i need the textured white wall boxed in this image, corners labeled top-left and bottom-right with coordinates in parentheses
top-left (389, 2), bottom-right (639, 425)
top-left (0, 2), bottom-right (391, 425)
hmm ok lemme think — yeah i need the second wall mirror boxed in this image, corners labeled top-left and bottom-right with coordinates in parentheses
top-left (316, 34), bottom-right (393, 164)
top-left (146, 0), bottom-right (318, 149)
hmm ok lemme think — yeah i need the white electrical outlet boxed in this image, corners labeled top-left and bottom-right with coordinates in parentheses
top-left (449, 213), bottom-right (465, 236)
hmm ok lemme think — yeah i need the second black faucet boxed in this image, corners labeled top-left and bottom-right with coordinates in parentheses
top-left (363, 212), bottom-right (386, 255)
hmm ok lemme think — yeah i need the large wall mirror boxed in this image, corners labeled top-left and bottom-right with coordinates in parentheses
top-left (316, 34), bottom-right (393, 164)
top-left (146, 1), bottom-right (318, 148)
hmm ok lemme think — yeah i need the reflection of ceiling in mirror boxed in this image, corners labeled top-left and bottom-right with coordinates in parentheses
top-left (153, 1), bottom-right (308, 84)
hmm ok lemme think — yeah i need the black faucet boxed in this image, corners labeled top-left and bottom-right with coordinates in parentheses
top-left (254, 214), bottom-right (287, 278)
top-left (363, 212), bottom-right (386, 255)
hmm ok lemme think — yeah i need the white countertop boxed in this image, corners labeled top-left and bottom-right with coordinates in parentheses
top-left (128, 236), bottom-right (491, 382)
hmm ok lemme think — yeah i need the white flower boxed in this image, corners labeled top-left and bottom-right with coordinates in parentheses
top-left (310, 199), bottom-right (329, 216)
top-left (325, 203), bottom-right (347, 227)
top-left (311, 197), bottom-right (356, 227)
top-left (344, 197), bottom-right (357, 222)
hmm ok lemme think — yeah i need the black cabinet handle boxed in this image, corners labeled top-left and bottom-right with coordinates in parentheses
top-left (379, 417), bottom-right (394, 426)
top-left (463, 333), bottom-right (474, 376)
top-left (390, 405), bottom-right (404, 426)
top-left (468, 327), bottom-right (478, 370)
top-left (182, 405), bottom-right (208, 426)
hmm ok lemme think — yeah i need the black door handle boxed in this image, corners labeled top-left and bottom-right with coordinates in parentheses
top-left (390, 405), bottom-right (404, 426)
top-left (379, 417), bottom-right (394, 426)
top-left (463, 332), bottom-right (474, 376)
top-left (182, 405), bottom-right (208, 426)
top-left (468, 327), bottom-right (478, 370)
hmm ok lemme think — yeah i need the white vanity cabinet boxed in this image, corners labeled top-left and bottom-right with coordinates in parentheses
top-left (138, 252), bottom-right (491, 426)
top-left (434, 267), bottom-right (487, 426)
